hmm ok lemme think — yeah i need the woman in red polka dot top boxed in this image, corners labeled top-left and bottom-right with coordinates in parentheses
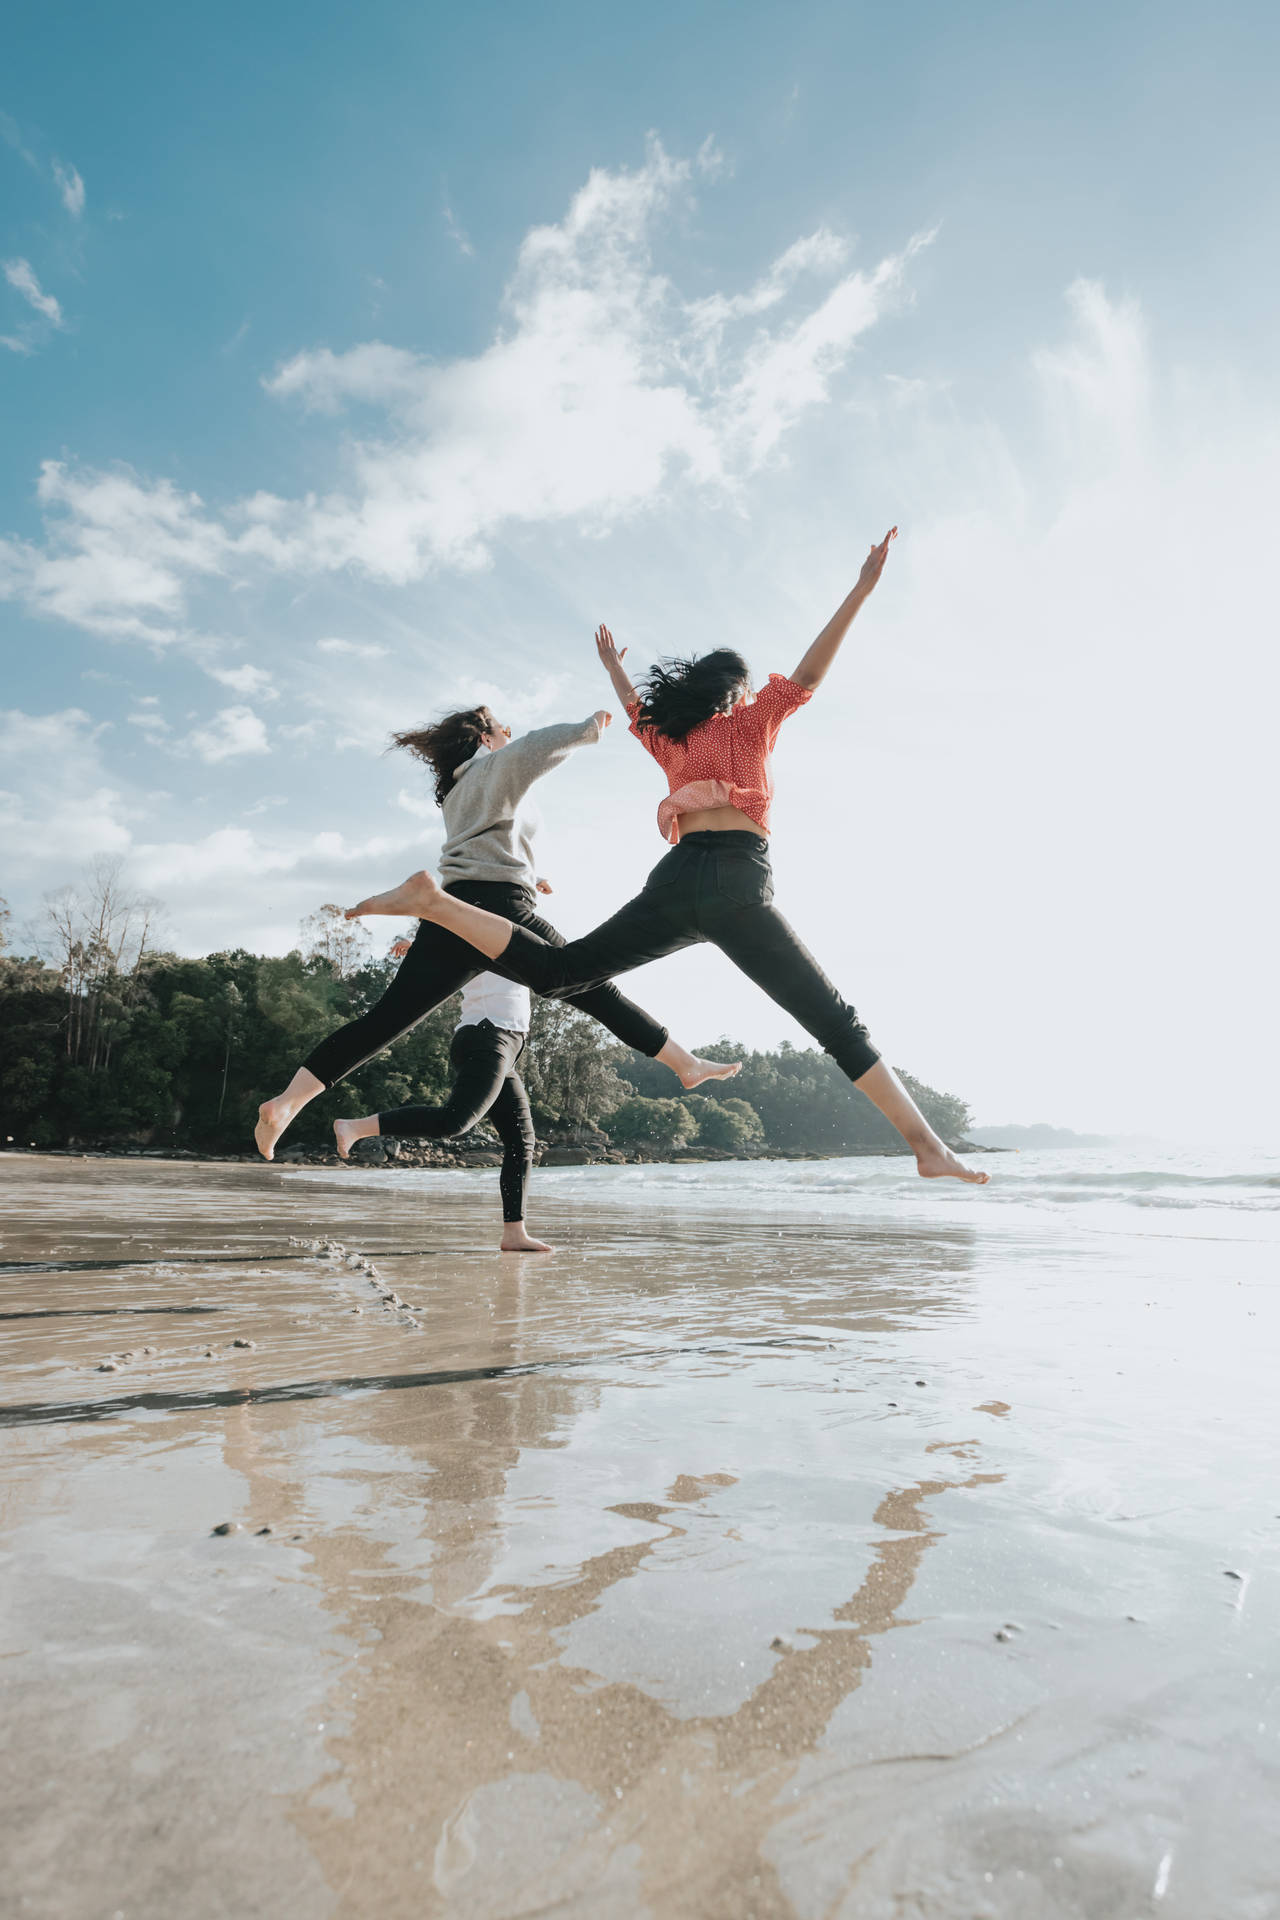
top-left (354, 530), bottom-right (988, 1185)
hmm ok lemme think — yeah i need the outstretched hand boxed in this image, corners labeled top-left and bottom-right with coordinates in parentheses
top-left (595, 624), bottom-right (627, 672)
top-left (856, 527), bottom-right (897, 595)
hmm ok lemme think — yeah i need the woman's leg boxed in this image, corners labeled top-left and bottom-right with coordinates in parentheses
top-left (360, 1023), bottom-right (522, 1155)
top-left (712, 904), bottom-right (989, 1184)
top-left (488, 1071), bottom-right (551, 1254)
top-left (516, 903), bottom-right (738, 1090)
top-left (254, 919), bottom-right (483, 1159)
top-left (349, 868), bottom-right (696, 992)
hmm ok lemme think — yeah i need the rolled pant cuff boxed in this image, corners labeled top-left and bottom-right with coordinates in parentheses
top-left (841, 1041), bottom-right (881, 1081)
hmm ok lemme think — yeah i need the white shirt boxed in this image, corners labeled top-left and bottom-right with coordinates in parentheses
top-left (456, 971), bottom-right (531, 1036)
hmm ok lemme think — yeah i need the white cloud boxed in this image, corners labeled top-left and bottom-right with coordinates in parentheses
top-left (0, 461), bottom-right (229, 641)
top-left (1032, 276), bottom-right (1149, 463)
top-left (0, 707), bottom-right (428, 957)
top-left (1, 334), bottom-right (33, 355)
top-left (254, 138), bottom-right (919, 580)
top-left (3, 257), bottom-right (64, 327)
top-left (396, 786), bottom-right (437, 820)
top-left (695, 135), bottom-right (727, 179)
top-left (0, 140), bottom-right (922, 642)
top-left (728, 230), bottom-right (934, 464)
top-left (134, 825), bottom-right (300, 885)
top-left (53, 160), bottom-right (85, 218)
top-left (128, 708), bottom-right (170, 737)
top-left (702, 228), bottom-right (849, 319)
top-left (208, 662), bottom-right (278, 698)
top-left (316, 637), bottom-right (389, 658)
top-left (0, 709), bottom-right (135, 869)
top-left (185, 704), bottom-right (269, 763)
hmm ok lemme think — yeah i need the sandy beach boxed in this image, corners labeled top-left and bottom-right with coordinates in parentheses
top-left (2, 1148), bottom-right (1277, 1918)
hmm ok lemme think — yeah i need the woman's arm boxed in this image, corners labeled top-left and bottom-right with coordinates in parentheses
top-left (595, 624), bottom-right (639, 709)
top-left (790, 528), bottom-right (896, 691)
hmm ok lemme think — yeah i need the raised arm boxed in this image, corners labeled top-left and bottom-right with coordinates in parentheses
top-left (594, 624), bottom-right (639, 710)
top-left (790, 528), bottom-right (897, 692)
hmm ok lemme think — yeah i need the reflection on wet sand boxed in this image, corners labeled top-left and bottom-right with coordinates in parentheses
top-left (3, 1154), bottom-right (1279, 1919)
top-left (274, 1337), bottom-right (1004, 1917)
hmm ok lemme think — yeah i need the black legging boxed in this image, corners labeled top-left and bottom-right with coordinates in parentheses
top-left (490, 832), bottom-right (881, 1086)
top-left (303, 881), bottom-right (667, 1089)
top-left (380, 1020), bottom-right (535, 1223)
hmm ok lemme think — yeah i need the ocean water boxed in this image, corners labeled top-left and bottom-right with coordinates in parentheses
top-left (338, 1139), bottom-right (1280, 1240)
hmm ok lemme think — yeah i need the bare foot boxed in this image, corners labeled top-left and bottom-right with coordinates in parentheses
top-left (679, 1055), bottom-right (741, 1091)
top-left (255, 1099), bottom-right (292, 1162)
top-left (345, 869), bottom-right (443, 921)
top-left (500, 1226), bottom-right (554, 1253)
top-left (657, 1040), bottom-right (742, 1090)
top-left (916, 1142), bottom-right (990, 1185)
top-left (333, 1118), bottom-right (373, 1163)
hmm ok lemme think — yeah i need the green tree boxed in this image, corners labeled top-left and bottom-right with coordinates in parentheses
top-left (606, 1095), bottom-right (700, 1150)
top-left (0, 870), bottom-right (976, 1159)
top-left (614, 1039), bottom-right (972, 1154)
top-left (521, 999), bottom-right (629, 1131)
top-left (694, 1095), bottom-right (765, 1152)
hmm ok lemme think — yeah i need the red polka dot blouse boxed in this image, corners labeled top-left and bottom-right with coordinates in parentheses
top-left (626, 673), bottom-right (812, 843)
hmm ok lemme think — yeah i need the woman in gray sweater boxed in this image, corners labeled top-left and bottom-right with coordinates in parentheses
top-left (254, 704), bottom-right (738, 1160)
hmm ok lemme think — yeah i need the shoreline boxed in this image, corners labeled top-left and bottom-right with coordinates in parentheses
top-left (0, 1138), bottom-right (1003, 1173)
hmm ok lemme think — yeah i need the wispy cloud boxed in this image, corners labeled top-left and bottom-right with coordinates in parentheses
top-left (695, 134), bottom-right (727, 179)
top-left (0, 462), bottom-right (229, 640)
top-left (207, 662), bottom-right (277, 699)
top-left (185, 704), bottom-right (269, 763)
top-left (1, 139), bottom-right (924, 640)
top-left (0, 707), bottom-right (135, 866)
top-left (1032, 276), bottom-right (1149, 463)
top-left (443, 198), bottom-right (474, 258)
top-left (2, 333), bottom-right (33, 355)
top-left (0, 110), bottom-right (39, 172)
top-left (257, 138), bottom-right (921, 581)
top-left (316, 637), bottom-right (389, 659)
top-left (53, 159), bottom-right (85, 218)
top-left (4, 257), bottom-right (64, 327)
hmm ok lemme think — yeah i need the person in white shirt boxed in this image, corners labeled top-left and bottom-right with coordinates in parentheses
top-left (333, 928), bottom-right (549, 1253)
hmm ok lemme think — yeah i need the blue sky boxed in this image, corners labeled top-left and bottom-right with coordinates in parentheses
top-left (3, 0), bottom-right (1278, 1137)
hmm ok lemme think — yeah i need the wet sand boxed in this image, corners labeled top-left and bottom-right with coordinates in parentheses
top-left (1, 1152), bottom-right (1277, 1919)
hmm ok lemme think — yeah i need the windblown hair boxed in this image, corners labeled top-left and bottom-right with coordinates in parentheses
top-left (390, 706), bottom-right (496, 808)
top-left (633, 649), bottom-right (752, 743)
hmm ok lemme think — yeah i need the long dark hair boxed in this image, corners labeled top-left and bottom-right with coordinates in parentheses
top-left (390, 706), bottom-right (496, 807)
top-left (634, 649), bottom-right (752, 743)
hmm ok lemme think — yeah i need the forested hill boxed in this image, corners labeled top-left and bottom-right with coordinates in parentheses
top-left (0, 886), bottom-right (972, 1159)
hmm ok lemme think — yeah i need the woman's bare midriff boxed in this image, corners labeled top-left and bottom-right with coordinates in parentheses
top-left (675, 804), bottom-right (766, 837)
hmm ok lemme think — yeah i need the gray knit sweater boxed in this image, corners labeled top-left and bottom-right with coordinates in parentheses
top-left (437, 716), bottom-right (603, 888)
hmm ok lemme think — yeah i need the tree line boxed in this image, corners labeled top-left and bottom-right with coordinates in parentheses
top-left (0, 868), bottom-right (972, 1158)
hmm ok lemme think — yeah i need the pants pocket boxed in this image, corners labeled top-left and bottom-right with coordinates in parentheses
top-left (716, 854), bottom-right (774, 908)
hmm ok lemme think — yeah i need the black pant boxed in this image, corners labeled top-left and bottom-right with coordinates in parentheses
top-left (302, 881), bottom-right (668, 1089)
top-left (496, 832), bottom-right (881, 1085)
top-left (379, 1021), bottom-right (535, 1223)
